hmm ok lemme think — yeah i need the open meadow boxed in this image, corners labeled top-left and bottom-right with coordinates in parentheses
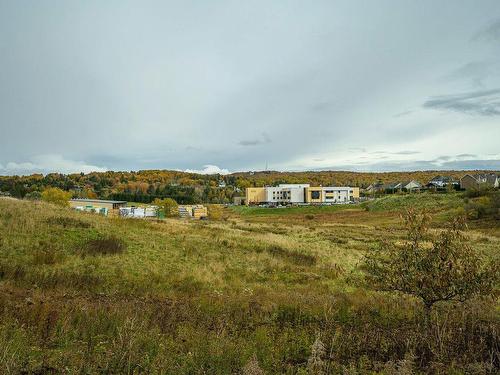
top-left (0, 193), bottom-right (498, 374)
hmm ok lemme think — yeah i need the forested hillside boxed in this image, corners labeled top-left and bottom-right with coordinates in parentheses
top-left (0, 169), bottom-right (496, 203)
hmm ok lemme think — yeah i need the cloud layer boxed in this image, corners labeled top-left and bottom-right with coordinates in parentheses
top-left (0, 155), bottom-right (107, 175)
top-left (0, 1), bottom-right (499, 174)
top-left (423, 89), bottom-right (500, 116)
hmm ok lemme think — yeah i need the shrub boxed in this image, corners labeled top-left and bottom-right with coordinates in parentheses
top-left (32, 242), bottom-right (65, 265)
top-left (327, 236), bottom-right (348, 244)
top-left (46, 216), bottom-right (91, 228)
top-left (267, 245), bottom-right (317, 266)
top-left (24, 191), bottom-right (42, 201)
top-left (81, 235), bottom-right (126, 256)
top-left (152, 198), bottom-right (178, 217)
top-left (242, 355), bottom-right (264, 375)
top-left (41, 188), bottom-right (72, 207)
top-left (464, 191), bottom-right (500, 220)
top-left (207, 204), bottom-right (224, 220)
top-left (364, 209), bottom-right (497, 316)
top-left (462, 186), bottom-right (495, 199)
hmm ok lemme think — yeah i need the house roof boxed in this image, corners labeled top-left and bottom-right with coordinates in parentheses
top-left (70, 199), bottom-right (127, 204)
top-left (461, 173), bottom-right (499, 184)
top-left (401, 180), bottom-right (422, 187)
top-left (383, 182), bottom-right (402, 189)
top-left (430, 175), bottom-right (454, 182)
top-left (485, 174), bottom-right (499, 184)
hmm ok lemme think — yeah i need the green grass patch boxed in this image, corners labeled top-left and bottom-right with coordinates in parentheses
top-left (362, 192), bottom-right (463, 213)
top-left (230, 204), bottom-right (360, 216)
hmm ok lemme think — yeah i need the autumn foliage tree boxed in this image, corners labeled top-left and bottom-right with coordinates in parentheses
top-left (153, 198), bottom-right (178, 217)
top-left (41, 187), bottom-right (72, 207)
top-left (207, 204), bottom-right (224, 220)
top-left (364, 209), bottom-right (497, 320)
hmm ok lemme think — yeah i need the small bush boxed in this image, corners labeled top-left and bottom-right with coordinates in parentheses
top-left (81, 235), bottom-right (126, 256)
top-left (33, 240), bottom-right (64, 265)
top-left (46, 216), bottom-right (91, 228)
top-left (305, 214), bottom-right (315, 220)
top-left (33, 247), bottom-right (64, 265)
top-left (462, 186), bottom-right (494, 199)
top-left (267, 245), bottom-right (317, 266)
top-left (327, 236), bottom-right (348, 244)
top-left (464, 191), bottom-right (500, 220)
top-left (208, 204), bottom-right (224, 220)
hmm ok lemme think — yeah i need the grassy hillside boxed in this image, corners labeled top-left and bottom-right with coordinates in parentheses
top-left (362, 192), bottom-right (463, 212)
top-left (0, 196), bottom-right (498, 373)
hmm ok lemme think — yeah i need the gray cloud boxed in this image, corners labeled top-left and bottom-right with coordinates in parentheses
top-left (0, 155), bottom-right (107, 176)
top-left (423, 89), bottom-right (500, 116)
top-left (315, 159), bottom-right (500, 173)
top-left (393, 151), bottom-right (421, 155)
top-left (393, 110), bottom-right (413, 118)
top-left (472, 18), bottom-right (500, 42)
top-left (0, 1), bottom-right (499, 174)
top-left (238, 133), bottom-right (271, 146)
top-left (444, 61), bottom-right (500, 87)
top-left (370, 150), bottom-right (420, 155)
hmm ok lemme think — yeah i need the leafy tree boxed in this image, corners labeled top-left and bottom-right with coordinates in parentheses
top-left (364, 209), bottom-right (497, 320)
top-left (83, 188), bottom-right (98, 199)
top-left (24, 191), bottom-right (42, 200)
top-left (41, 187), bottom-right (72, 207)
top-left (153, 198), bottom-right (178, 217)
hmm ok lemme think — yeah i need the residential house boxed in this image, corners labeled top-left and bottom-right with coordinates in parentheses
top-left (460, 173), bottom-right (500, 190)
top-left (383, 182), bottom-right (403, 193)
top-left (364, 182), bottom-right (384, 194)
top-left (426, 175), bottom-right (458, 190)
top-left (400, 180), bottom-right (422, 191)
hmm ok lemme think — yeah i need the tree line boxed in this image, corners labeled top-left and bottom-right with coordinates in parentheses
top-left (0, 169), bottom-right (496, 203)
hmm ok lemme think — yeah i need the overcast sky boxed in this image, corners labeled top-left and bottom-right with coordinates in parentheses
top-left (1, 1), bottom-right (499, 175)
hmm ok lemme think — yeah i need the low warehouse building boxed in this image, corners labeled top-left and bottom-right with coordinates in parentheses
top-left (69, 199), bottom-right (127, 216)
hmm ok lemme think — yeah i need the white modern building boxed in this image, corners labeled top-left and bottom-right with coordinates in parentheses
top-left (252, 184), bottom-right (359, 205)
top-left (266, 184), bottom-right (309, 204)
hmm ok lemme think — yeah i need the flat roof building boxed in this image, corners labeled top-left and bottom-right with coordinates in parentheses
top-left (245, 184), bottom-right (359, 205)
top-left (69, 199), bottom-right (127, 211)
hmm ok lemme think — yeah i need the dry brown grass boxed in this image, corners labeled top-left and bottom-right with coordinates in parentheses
top-left (0, 197), bottom-right (498, 373)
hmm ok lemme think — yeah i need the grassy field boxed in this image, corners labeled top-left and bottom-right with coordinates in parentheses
top-left (0, 194), bottom-right (498, 374)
